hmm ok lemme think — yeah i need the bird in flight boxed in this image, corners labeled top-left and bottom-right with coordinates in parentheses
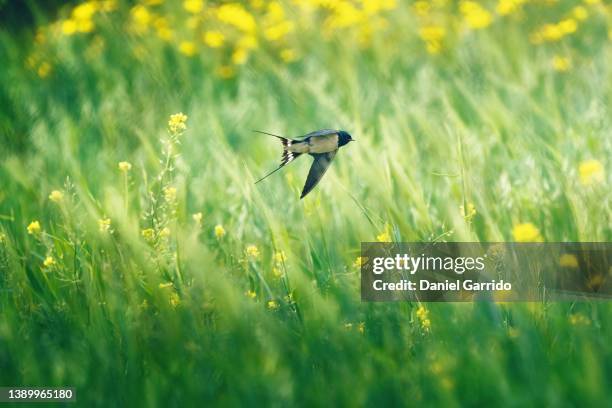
top-left (254, 129), bottom-right (355, 199)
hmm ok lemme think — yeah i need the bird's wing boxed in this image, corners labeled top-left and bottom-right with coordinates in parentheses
top-left (300, 150), bottom-right (337, 199)
top-left (299, 129), bottom-right (338, 139)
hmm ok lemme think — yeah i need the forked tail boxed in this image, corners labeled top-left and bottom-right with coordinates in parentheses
top-left (253, 130), bottom-right (303, 184)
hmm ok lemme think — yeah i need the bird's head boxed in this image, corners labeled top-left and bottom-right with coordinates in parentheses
top-left (338, 130), bottom-right (354, 147)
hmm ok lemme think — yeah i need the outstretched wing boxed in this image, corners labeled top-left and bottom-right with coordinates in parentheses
top-left (300, 150), bottom-right (337, 199)
top-left (299, 129), bottom-right (338, 139)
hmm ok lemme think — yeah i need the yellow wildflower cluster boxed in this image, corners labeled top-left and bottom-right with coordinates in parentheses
top-left (43, 256), bottom-right (56, 268)
top-left (353, 256), bottom-right (366, 268)
top-left (531, 19), bottom-right (578, 44)
top-left (559, 254), bottom-right (579, 268)
top-left (512, 222), bottom-right (542, 242)
top-left (552, 55), bottom-right (571, 72)
top-left (168, 112), bottom-right (188, 134)
top-left (460, 1), bottom-right (493, 30)
top-left (142, 228), bottom-right (155, 241)
top-left (214, 224), bottom-right (226, 239)
top-left (569, 313), bottom-right (590, 325)
top-left (49, 190), bottom-right (64, 203)
top-left (416, 306), bottom-right (431, 331)
top-left (163, 186), bottom-right (177, 202)
top-left (496, 0), bottom-right (527, 16)
top-left (460, 202), bottom-right (477, 223)
top-left (118, 161), bottom-right (132, 172)
top-left (376, 226), bottom-right (391, 242)
top-left (61, 0), bottom-right (117, 36)
top-left (272, 251), bottom-right (286, 278)
top-left (419, 26), bottom-right (446, 54)
top-left (99, 217), bottom-right (111, 233)
top-left (246, 244), bottom-right (260, 259)
top-left (578, 159), bottom-right (604, 186)
top-left (27, 221), bottom-right (41, 235)
top-left (33, 0), bottom-right (609, 79)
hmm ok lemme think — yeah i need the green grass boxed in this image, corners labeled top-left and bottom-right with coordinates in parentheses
top-left (0, 1), bottom-right (611, 406)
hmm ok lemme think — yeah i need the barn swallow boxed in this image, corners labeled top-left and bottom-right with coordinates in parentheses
top-left (254, 129), bottom-right (355, 198)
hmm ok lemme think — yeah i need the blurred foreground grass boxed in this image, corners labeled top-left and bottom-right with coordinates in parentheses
top-left (0, 0), bottom-right (611, 406)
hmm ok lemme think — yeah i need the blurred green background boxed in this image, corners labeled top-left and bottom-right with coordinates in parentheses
top-left (0, 0), bottom-right (611, 406)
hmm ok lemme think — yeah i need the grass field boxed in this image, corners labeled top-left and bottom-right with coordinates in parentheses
top-left (1, 0), bottom-right (611, 406)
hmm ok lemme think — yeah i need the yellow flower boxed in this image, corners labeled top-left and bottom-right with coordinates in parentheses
top-left (48, 190), bottom-right (64, 203)
top-left (37, 62), bottom-right (52, 78)
top-left (274, 251), bottom-right (286, 264)
top-left (558, 19), bottom-right (577, 35)
top-left (232, 48), bottom-right (249, 65)
top-left (280, 48), bottom-right (297, 63)
top-left (578, 159), bottom-right (604, 185)
top-left (246, 244), bottom-right (260, 259)
top-left (358, 322), bottom-right (365, 334)
top-left (61, 19), bottom-right (78, 35)
top-left (413, 1), bottom-right (430, 16)
top-left (572, 6), bottom-right (588, 21)
top-left (245, 289), bottom-right (256, 299)
top-left (267, 300), bottom-right (279, 310)
top-left (178, 41), bottom-right (197, 57)
top-left (153, 17), bottom-right (173, 41)
top-left (353, 256), bottom-right (366, 268)
top-left (159, 282), bottom-right (173, 288)
top-left (272, 266), bottom-right (283, 278)
top-left (587, 274), bottom-right (604, 290)
top-left (264, 21), bottom-right (295, 41)
top-left (98, 217), bottom-right (111, 232)
top-left (192, 212), bottom-right (203, 225)
top-left (159, 227), bottom-right (171, 238)
top-left (552, 56), bottom-right (571, 72)
top-left (512, 223), bottom-right (542, 242)
top-left (238, 35), bottom-right (258, 50)
top-left (376, 227), bottom-right (391, 242)
top-left (183, 0), bottom-right (204, 14)
top-left (203, 31), bottom-right (225, 48)
top-left (72, 2), bottom-right (98, 21)
top-left (170, 292), bottom-right (180, 307)
top-left (496, 0), bottom-right (524, 16)
top-left (27, 221), bottom-right (41, 235)
top-left (416, 306), bottom-right (431, 330)
top-left (416, 306), bottom-right (428, 320)
top-left (43, 256), bottom-right (56, 268)
top-left (118, 161), bottom-right (132, 172)
top-left (76, 18), bottom-right (95, 33)
top-left (214, 224), bottom-right (226, 239)
top-left (131, 5), bottom-right (152, 28)
top-left (217, 3), bottom-right (256, 32)
top-left (419, 26), bottom-right (445, 54)
top-left (460, 202), bottom-right (477, 222)
top-left (163, 186), bottom-right (177, 202)
top-left (569, 313), bottom-right (590, 325)
top-left (0, 232), bottom-right (6, 244)
top-left (559, 254), bottom-right (579, 268)
top-left (141, 228), bottom-right (155, 240)
top-left (100, 0), bottom-right (118, 12)
top-left (168, 112), bottom-right (188, 133)
top-left (460, 1), bottom-right (493, 29)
